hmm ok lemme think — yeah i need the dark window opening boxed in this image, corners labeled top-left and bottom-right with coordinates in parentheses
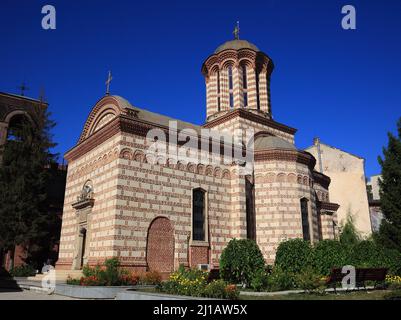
top-left (7, 114), bottom-right (30, 142)
top-left (193, 189), bottom-right (206, 241)
top-left (301, 198), bottom-right (311, 241)
top-left (228, 66), bottom-right (233, 90)
top-left (242, 65), bottom-right (247, 89)
top-left (255, 71), bottom-right (260, 110)
top-left (229, 93), bottom-right (234, 108)
top-left (246, 178), bottom-right (256, 240)
top-left (243, 92), bottom-right (248, 107)
top-left (217, 71), bottom-right (221, 112)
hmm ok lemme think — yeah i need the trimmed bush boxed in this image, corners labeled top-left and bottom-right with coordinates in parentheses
top-left (9, 265), bottom-right (36, 277)
top-left (294, 266), bottom-right (326, 294)
top-left (312, 240), bottom-right (346, 275)
top-left (250, 269), bottom-right (269, 292)
top-left (381, 248), bottom-right (401, 276)
top-left (219, 239), bottom-right (265, 287)
top-left (266, 266), bottom-right (296, 292)
top-left (275, 239), bottom-right (313, 274)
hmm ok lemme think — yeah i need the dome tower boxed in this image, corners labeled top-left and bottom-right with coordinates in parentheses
top-left (202, 33), bottom-right (274, 122)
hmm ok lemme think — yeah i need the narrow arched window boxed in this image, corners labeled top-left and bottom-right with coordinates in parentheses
top-left (217, 70), bottom-right (221, 112)
top-left (228, 66), bottom-right (234, 108)
top-left (255, 71), bottom-right (260, 110)
top-left (228, 66), bottom-right (233, 90)
top-left (242, 65), bottom-right (248, 89)
top-left (300, 198), bottom-right (311, 241)
top-left (242, 65), bottom-right (248, 107)
top-left (193, 188), bottom-right (206, 241)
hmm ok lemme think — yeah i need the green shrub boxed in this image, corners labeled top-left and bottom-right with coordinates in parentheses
top-left (159, 267), bottom-right (208, 297)
top-left (312, 240), bottom-right (346, 275)
top-left (220, 239), bottom-right (265, 287)
top-left (275, 239), bottom-right (313, 274)
top-left (9, 265), bottom-right (37, 277)
top-left (100, 257), bottom-right (120, 286)
top-left (381, 248), bottom-right (401, 276)
top-left (158, 267), bottom-right (239, 299)
top-left (294, 267), bottom-right (326, 294)
top-left (82, 264), bottom-right (101, 277)
top-left (250, 269), bottom-right (269, 292)
top-left (66, 276), bottom-right (81, 285)
top-left (266, 267), bottom-right (296, 292)
top-left (141, 270), bottom-right (162, 285)
top-left (204, 280), bottom-right (227, 298)
top-left (204, 280), bottom-right (239, 300)
top-left (339, 213), bottom-right (361, 247)
top-left (346, 240), bottom-right (378, 267)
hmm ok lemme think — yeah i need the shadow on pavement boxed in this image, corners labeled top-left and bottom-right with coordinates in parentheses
top-left (0, 268), bottom-right (23, 293)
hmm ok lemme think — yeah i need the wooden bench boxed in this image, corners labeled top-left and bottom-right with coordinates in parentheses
top-left (326, 268), bottom-right (388, 292)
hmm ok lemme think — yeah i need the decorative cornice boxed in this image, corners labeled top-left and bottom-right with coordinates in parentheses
top-left (318, 201), bottom-right (340, 213)
top-left (65, 115), bottom-right (244, 163)
top-left (72, 198), bottom-right (94, 210)
top-left (254, 149), bottom-right (316, 168)
top-left (201, 49), bottom-right (273, 77)
top-left (203, 108), bottom-right (297, 135)
top-left (65, 116), bottom-right (121, 162)
top-left (312, 170), bottom-right (331, 189)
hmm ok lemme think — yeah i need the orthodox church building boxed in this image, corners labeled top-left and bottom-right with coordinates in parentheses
top-left (56, 37), bottom-right (340, 275)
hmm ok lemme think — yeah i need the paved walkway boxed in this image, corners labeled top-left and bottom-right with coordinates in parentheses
top-left (0, 288), bottom-right (79, 300)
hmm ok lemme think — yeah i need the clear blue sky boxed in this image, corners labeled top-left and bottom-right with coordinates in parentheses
top-left (1, 0), bottom-right (400, 177)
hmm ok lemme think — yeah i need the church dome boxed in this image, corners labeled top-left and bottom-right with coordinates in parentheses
top-left (254, 134), bottom-right (297, 151)
top-left (215, 39), bottom-right (259, 53)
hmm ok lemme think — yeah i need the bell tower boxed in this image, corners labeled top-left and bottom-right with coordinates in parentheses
top-left (201, 36), bottom-right (274, 122)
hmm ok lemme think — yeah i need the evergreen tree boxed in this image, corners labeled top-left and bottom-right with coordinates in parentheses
top-left (339, 212), bottom-right (361, 247)
top-left (377, 118), bottom-right (401, 252)
top-left (0, 103), bottom-right (58, 268)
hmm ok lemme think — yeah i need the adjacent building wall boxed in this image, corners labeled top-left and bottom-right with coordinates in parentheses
top-left (306, 140), bottom-right (372, 235)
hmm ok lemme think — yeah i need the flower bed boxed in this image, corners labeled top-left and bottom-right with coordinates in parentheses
top-left (157, 266), bottom-right (239, 300)
top-left (66, 258), bottom-right (161, 287)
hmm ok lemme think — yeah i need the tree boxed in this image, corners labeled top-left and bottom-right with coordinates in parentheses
top-left (0, 103), bottom-right (58, 269)
top-left (339, 212), bottom-right (361, 247)
top-left (377, 117), bottom-right (401, 252)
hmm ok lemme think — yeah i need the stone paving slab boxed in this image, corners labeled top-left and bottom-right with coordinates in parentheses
top-left (0, 289), bottom-right (79, 300)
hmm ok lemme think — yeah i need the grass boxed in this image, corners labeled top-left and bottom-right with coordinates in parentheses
top-left (240, 289), bottom-right (398, 300)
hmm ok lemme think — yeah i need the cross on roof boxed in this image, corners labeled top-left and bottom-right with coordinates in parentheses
top-left (233, 21), bottom-right (240, 40)
top-left (18, 81), bottom-right (29, 96)
top-left (105, 70), bottom-right (112, 95)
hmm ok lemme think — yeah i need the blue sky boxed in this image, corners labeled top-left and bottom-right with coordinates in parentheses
top-left (1, 0), bottom-right (400, 177)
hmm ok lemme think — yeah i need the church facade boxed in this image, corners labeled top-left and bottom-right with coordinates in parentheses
top-left (56, 38), bottom-right (339, 274)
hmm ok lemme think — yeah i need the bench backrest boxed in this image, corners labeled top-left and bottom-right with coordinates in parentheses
top-left (327, 268), bottom-right (388, 283)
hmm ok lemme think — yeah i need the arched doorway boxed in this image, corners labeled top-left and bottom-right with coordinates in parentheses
top-left (146, 217), bottom-right (174, 273)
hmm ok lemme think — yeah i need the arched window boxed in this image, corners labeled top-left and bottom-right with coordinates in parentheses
top-left (300, 198), bottom-right (311, 241)
top-left (192, 188), bottom-right (206, 241)
top-left (217, 70), bottom-right (221, 112)
top-left (228, 66), bottom-right (234, 108)
top-left (242, 65), bottom-right (248, 107)
top-left (228, 66), bottom-right (233, 90)
top-left (6, 114), bottom-right (31, 141)
top-left (255, 71), bottom-right (260, 110)
top-left (242, 65), bottom-right (248, 89)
